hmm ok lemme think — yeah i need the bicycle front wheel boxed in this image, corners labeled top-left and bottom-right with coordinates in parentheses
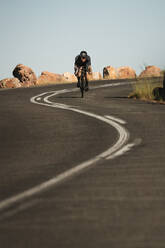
top-left (80, 79), bottom-right (84, 98)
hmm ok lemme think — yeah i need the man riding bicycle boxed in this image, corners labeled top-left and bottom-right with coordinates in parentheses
top-left (74, 51), bottom-right (92, 91)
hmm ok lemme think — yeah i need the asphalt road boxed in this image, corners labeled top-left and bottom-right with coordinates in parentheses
top-left (0, 80), bottom-right (165, 248)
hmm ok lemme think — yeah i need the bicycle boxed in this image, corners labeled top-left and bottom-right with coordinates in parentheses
top-left (78, 66), bottom-right (89, 98)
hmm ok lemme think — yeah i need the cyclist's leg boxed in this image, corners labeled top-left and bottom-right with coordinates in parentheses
top-left (85, 73), bottom-right (89, 91)
top-left (88, 66), bottom-right (92, 74)
top-left (74, 66), bottom-right (81, 87)
top-left (85, 66), bottom-right (92, 90)
top-left (77, 77), bottom-right (80, 87)
top-left (77, 68), bottom-right (81, 87)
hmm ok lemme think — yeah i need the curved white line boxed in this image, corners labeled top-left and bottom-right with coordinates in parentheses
top-left (105, 115), bottom-right (127, 125)
top-left (0, 82), bottom-right (134, 212)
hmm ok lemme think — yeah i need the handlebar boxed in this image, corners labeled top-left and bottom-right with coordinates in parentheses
top-left (80, 66), bottom-right (88, 72)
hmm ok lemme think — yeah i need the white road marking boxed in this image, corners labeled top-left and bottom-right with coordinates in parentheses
top-left (105, 115), bottom-right (127, 125)
top-left (0, 81), bottom-right (139, 213)
top-left (91, 81), bottom-right (135, 90)
top-left (108, 138), bottom-right (142, 160)
top-left (107, 142), bottom-right (135, 160)
top-left (0, 200), bottom-right (39, 221)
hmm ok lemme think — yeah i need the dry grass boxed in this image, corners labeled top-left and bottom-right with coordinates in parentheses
top-left (129, 78), bottom-right (163, 101)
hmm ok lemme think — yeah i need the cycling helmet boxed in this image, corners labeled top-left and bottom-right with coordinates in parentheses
top-left (80, 51), bottom-right (87, 58)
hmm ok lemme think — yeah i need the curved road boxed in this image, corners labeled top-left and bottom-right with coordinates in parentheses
top-left (0, 80), bottom-right (165, 247)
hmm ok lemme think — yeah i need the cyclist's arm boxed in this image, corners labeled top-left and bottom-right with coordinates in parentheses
top-left (86, 56), bottom-right (92, 74)
top-left (74, 56), bottom-right (80, 75)
top-left (74, 56), bottom-right (80, 67)
top-left (86, 56), bottom-right (91, 67)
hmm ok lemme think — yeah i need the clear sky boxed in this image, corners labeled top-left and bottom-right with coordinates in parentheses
top-left (0, 0), bottom-right (165, 78)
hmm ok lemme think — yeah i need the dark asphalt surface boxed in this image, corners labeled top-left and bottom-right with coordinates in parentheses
top-left (0, 80), bottom-right (165, 248)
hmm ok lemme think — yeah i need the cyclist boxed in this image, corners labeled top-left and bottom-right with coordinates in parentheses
top-left (74, 51), bottom-right (92, 90)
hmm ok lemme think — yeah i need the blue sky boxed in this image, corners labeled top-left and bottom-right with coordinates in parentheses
top-left (0, 0), bottom-right (165, 78)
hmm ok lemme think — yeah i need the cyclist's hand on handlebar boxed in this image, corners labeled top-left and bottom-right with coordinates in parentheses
top-left (74, 67), bottom-right (78, 76)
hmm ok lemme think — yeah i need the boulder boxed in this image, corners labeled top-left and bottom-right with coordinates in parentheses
top-left (0, 78), bottom-right (21, 89)
top-left (37, 71), bottom-right (66, 85)
top-left (116, 66), bottom-right (136, 79)
top-left (103, 66), bottom-right (117, 79)
top-left (139, 66), bottom-right (161, 78)
top-left (103, 66), bottom-right (136, 79)
top-left (63, 72), bottom-right (77, 82)
top-left (87, 72), bottom-right (102, 81)
top-left (13, 64), bottom-right (37, 85)
top-left (91, 72), bottom-right (103, 80)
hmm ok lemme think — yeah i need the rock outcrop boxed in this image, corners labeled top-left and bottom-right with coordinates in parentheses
top-left (103, 66), bottom-right (117, 79)
top-left (139, 66), bottom-right (161, 78)
top-left (116, 66), bottom-right (136, 79)
top-left (37, 71), bottom-right (66, 85)
top-left (0, 78), bottom-right (21, 89)
top-left (63, 72), bottom-right (77, 82)
top-left (103, 66), bottom-right (136, 79)
top-left (91, 72), bottom-right (103, 80)
top-left (87, 72), bottom-right (102, 81)
top-left (13, 64), bottom-right (37, 85)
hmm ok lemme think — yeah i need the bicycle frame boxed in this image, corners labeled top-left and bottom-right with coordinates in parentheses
top-left (80, 66), bottom-right (87, 98)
